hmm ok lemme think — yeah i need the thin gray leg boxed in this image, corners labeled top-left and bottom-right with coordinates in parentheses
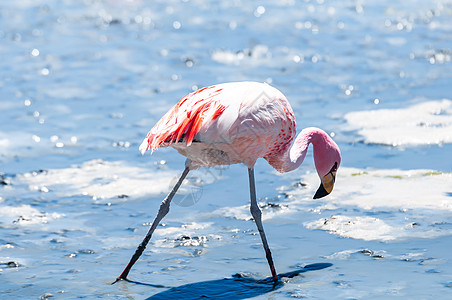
top-left (114, 166), bottom-right (190, 282)
top-left (248, 168), bottom-right (278, 283)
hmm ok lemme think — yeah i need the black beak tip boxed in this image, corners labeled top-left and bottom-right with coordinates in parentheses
top-left (313, 183), bottom-right (329, 199)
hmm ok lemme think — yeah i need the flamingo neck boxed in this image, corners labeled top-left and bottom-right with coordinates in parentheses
top-left (266, 127), bottom-right (330, 174)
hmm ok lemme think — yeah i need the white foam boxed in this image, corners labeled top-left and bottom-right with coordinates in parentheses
top-left (326, 168), bottom-right (452, 211)
top-left (304, 215), bottom-right (448, 241)
top-left (291, 167), bottom-right (452, 241)
top-left (154, 222), bottom-right (213, 238)
top-left (0, 204), bottom-right (64, 227)
top-left (211, 203), bottom-right (291, 221)
top-left (323, 249), bottom-right (388, 260)
top-left (16, 159), bottom-right (179, 200)
top-left (344, 99), bottom-right (452, 146)
top-left (152, 222), bottom-right (217, 250)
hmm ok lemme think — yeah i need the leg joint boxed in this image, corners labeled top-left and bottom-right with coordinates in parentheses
top-left (158, 201), bottom-right (170, 217)
top-left (250, 202), bottom-right (262, 219)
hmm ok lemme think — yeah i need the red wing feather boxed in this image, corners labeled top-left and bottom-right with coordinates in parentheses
top-left (142, 87), bottom-right (224, 152)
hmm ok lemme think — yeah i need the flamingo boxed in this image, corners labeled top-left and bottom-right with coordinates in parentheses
top-left (115, 81), bottom-right (341, 284)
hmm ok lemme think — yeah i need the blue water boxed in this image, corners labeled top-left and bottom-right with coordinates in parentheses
top-left (1, 0), bottom-right (452, 299)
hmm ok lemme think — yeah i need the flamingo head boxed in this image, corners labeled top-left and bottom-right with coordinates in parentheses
top-left (312, 131), bottom-right (341, 199)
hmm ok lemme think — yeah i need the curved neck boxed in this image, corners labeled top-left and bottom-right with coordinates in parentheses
top-left (266, 127), bottom-right (329, 173)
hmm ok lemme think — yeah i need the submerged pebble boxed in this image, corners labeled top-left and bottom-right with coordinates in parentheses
top-left (4, 261), bottom-right (20, 268)
top-left (175, 235), bottom-right (207, 247)
top-left (39, 293), bottom-right (53, 299)
top-left (78, 249), bottom-right (95, 254)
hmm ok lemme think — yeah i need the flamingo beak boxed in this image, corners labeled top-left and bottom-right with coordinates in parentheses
top-left (313, 171), bottom-right (336, 199)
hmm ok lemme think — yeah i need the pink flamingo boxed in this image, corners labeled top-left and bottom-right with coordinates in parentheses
top-left (116, 81), bottom-right (341, 284)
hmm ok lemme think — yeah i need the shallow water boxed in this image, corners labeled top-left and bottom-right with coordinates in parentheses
top-left (1, 0), bottom-right (452, 299)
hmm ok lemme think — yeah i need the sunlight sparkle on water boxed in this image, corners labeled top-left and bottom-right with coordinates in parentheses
top-left (31, 48), bottom-right (39, 56)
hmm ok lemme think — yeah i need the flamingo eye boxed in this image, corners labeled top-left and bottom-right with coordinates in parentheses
top-left (330, 162), bottom-right (338, 173)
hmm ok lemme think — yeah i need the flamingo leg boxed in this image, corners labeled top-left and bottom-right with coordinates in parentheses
top-left (114, 166), bottom-right (190, 283)
top-left (248, 168), bottom-right (279, 283)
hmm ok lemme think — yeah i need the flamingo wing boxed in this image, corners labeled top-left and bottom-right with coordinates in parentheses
top-left (140, 82), bottom-right (296, 164)
top-left (140, 86), bottom-right (225, 154)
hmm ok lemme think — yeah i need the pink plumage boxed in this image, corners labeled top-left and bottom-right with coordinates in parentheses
top-left (140, 81), bottom-right (340, 175)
